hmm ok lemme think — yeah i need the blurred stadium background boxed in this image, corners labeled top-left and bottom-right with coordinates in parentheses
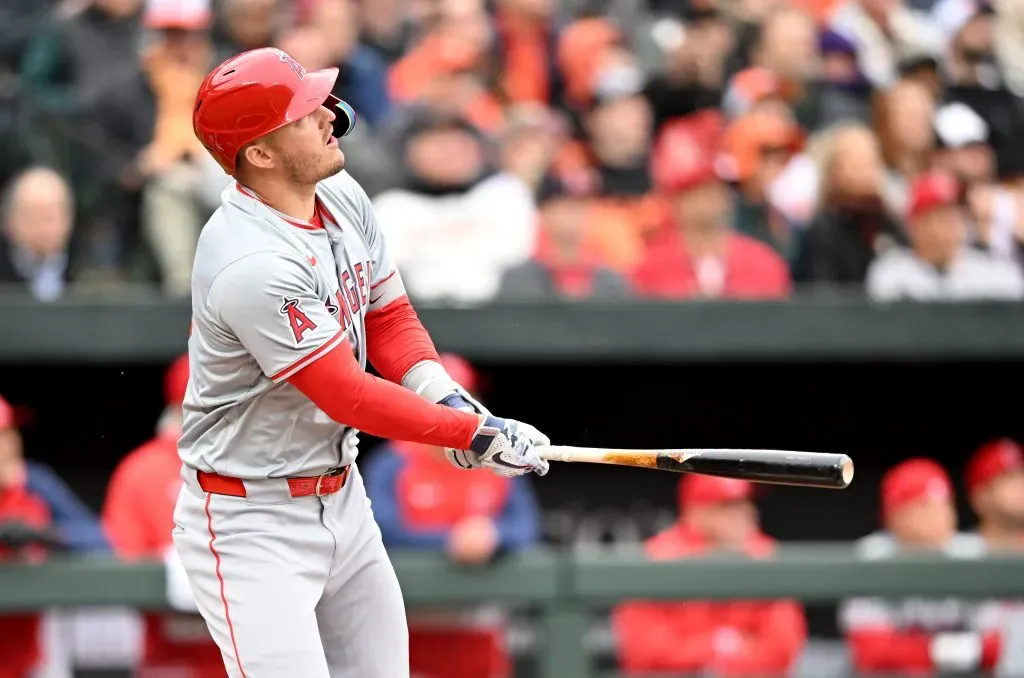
top-left (3, 0), bottom-right (1024, 676)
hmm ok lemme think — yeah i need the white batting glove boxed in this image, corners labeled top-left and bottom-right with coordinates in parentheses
top-left (437, 391), bottom-right (488, 470)
top-left (463, 415), bottom-right (550, 477)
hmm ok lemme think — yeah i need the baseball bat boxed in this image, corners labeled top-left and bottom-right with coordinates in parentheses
top-left (536, 446), bottom-right (854, 489)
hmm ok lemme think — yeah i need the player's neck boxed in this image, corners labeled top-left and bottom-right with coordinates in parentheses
top-left (242, 179), bottom-right (318, 223)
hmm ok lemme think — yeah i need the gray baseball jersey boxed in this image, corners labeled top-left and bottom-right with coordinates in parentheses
top-left (179, 172), bottom-right (405, 479)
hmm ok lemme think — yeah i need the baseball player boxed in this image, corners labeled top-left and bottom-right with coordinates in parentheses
top-left (176, 47), bottom-right (550, 678)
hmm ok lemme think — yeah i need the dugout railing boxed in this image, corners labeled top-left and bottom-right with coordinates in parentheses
top-left (1, 545), bottom-right (1023, 677)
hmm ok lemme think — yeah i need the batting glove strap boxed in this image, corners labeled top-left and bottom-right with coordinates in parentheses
top-left (469, 416), bottom-right (549, 477)
top-left (438, 392), bottom-right (476, 412)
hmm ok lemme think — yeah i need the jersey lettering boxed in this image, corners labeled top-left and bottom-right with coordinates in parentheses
top-left (280, 298), bottom-right (318, 344)
top-left (354, 263), bottom-right (368, 305)
top-left (333, 290), bottom-right (350, 331)
top-left (340, 271), bottom-right (359, 314)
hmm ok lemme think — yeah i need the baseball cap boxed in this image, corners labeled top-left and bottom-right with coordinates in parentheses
top-left (651, 111), bottom-right (728, 194)
top-left (164, 354), bottom-right (190, 407)
top-left (679, 474), bottom-right (754, 508)
top-left (143, 0), bottom-right (213, 30)
top-left (881, 458), bottom-right (953, 517)
top-left (906, 170), bottom-right (961, 221)
top-left (722, 68), bottom-right (784, 120)
top-left (0, 396), bottom-right (13, 431)
top-left (966, 439), bottom-right (1024, 493)
top-left (934, 102), bottom-right (989, 149)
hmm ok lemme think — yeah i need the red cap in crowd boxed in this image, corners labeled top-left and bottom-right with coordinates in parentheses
top-left (0, 396), bottom-right (13, 431)
top-left (679, 474), bottom-right (754, 508)
top-left (907, 170), bottom-right (961, 221)
top-left (143, 0), bottom-right (213, 30)
top-left (966, 438), bottom-right (1024, 494)
top-left (439, 353), bottom-right (480, 396)
top-left (650, 111), bottom-right (727, 194)
top-left (164, 354), bottom-right (190, 407)
top-left (881, 458), bottom-right (953, 517)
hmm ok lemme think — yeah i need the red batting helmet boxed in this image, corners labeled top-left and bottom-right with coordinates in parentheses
top-left (193, 47), bottom-right (357, 175)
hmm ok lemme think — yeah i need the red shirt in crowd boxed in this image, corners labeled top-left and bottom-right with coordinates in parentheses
top-left (103, 432), bottom-right (227, 678)
top-left (613, 523), bottom-right (807, 676)
top-left (0, 480), bottom-right (52, 678)
top-left (389, 442), bottom-right (515, 678)
top-left (631, 231), bottom-right (791, 299)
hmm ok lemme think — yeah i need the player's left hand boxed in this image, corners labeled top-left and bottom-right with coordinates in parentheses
top-left (437, 390), bottom-right (489, 470)
top-left (462, 415), bottom-right (550, 477)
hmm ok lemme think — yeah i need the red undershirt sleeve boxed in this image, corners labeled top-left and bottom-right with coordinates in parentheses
top-left (364, 295), bottom-right (440, 384)
top-left (287, 341), bottom-right (479, 449)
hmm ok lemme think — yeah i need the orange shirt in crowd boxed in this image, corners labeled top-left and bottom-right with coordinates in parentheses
top-left (613, 524), bottom-right (807, 676)
top-left (631, 230), bottom-right (792, 299)
top-left (103, 432), bottom-right (226, 678)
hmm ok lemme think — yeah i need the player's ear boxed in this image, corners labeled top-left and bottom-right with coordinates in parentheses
top-left (243, 142), bottom-right (276, 171)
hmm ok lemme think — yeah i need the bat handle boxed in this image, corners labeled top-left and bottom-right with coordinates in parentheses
top-left (536, 445), bottom-right (621, 464)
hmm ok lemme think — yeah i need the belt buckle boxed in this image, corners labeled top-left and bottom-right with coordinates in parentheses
top-left (314, 473), bottom-right (327, 497)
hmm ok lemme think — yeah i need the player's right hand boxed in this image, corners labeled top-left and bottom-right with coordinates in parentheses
top-left (462, 415), bottom-right (550, 478)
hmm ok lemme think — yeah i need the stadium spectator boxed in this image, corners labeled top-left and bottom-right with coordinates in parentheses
top-left (839, 458), bottom-right (1003, 675)
top-left (213, 0), bottom-right (281, 62)
top-left (387, 0), bottom-right (505, 133)
top-left (373, 110), bottom-right (536, 304)
top-left (498, 103), bottom-right (565, 193)
top-left (866, 170), bottom-right (1024, 300)
top-left (826, 0), bottom-right (946, 88)
top-left (613, 474), bottom-right (808, 676)
top-left (932, 101), bottom-right (997, 185)
top-left (362, 354), bottom-right (542, 678)
top-left (356, 0), bottom-right (413, 64)
top-left (719, 106), bottom-right (803, 259)
top-left (741, 6), bottom-right (821, 128)
top-left (936, 0), bottom-right (1000, 89)
top-left (575, 49), bottom-right (661, 274)
top-left (307, 0), bottom-right (393, 128)
top-left (797, 122), bottom-right (904, 284)
top-left (102, 354), bottom-right (226, 678)
top-left (0, 167), bottom-right (77, 301)
top-left (966, 439), bottom-right (1024, 551)
top-left (498, 172), bottom-right (631, 300)
top-left (90, 0), bottom-right (227, 297)
top-left (873, 78), bottom-right (937, 217)
top-left (815, 28), bottom-right (873, 126)
top-left (633, 111), bottom-right (791, 299)
top-left (19, 0), bottom-right (142, 113)
top-left (0, 393), bottom-right (108, 678)
top-left (643, 7), bottom-right (735, 128)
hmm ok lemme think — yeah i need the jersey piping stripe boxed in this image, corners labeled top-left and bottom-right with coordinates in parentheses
top-left (270, 326), bottom-right (348, 382)
top-left (234, 183), bottom-right (321, 231)
top-left (204, 494), bottom-right (247, 678)
top-left (370, 270), bottom-right (396, 290)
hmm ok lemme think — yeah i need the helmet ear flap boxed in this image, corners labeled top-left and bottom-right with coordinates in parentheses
top-left (326, 96), bottom-right (357, 138)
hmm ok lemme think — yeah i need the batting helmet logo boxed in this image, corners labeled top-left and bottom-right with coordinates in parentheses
top-left (278, 51), bottom-right (306, 81)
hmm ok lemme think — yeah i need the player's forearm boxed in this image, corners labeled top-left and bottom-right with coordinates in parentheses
top-left (288, 343), bottom-right (479, 449)
top-left (365, 296), bottom-right (440, 384)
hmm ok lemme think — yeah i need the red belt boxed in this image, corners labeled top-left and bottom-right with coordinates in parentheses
top-left (197, 466), bottom-right (351, 498)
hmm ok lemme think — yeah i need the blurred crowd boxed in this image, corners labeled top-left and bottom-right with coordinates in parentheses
top-left (2, 355), bottom-right (1024, 676)
top-left (3, 0), bottom-right (1024, 304)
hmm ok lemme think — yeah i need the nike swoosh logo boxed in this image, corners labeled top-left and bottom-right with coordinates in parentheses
top-left (369, 293), bottom-right (384, 304)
